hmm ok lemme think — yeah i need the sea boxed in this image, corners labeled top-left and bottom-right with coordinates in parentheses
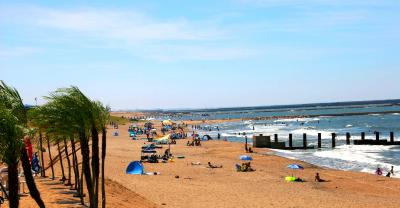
top-left (149, 100), bottom-right (400, 176)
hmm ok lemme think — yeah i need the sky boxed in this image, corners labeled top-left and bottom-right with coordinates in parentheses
top-left (1, 0), bottom-right (399, 110)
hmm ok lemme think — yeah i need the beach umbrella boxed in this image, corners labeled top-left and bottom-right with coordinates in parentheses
top-left (287, 164), bottom-right (303, 178)
top-left (239, 155), bottom-right (253, 161)
top-left (163, 120), bottom-right (174, 126)
top-left (287, 164), bottom-right (304, 169)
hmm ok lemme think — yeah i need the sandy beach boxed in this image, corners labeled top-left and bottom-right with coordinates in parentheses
top-left (102, 121), bottom-right (400, 208)
top-left (5, 116), bottom-right (400, 208)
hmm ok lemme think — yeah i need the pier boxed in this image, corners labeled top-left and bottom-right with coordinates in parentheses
top-left (252, 132), bottom-right (399, 150)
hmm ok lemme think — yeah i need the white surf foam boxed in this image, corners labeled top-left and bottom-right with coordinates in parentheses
top-left (274, 145), bottom-right (400, 178)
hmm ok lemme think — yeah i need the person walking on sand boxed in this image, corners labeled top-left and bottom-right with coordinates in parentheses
top-left (390, 166), bottom-right (395, 176)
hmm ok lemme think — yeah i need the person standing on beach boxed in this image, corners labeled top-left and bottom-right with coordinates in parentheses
top-left (390, 166), bottom-right (395, 176)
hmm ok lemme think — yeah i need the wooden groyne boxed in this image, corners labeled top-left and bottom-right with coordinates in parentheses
top-left (253, 132), bottom-right (399, 150)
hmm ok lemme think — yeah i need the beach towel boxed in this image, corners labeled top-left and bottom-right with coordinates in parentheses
top-left (285, 176), bottom-right (296, 182)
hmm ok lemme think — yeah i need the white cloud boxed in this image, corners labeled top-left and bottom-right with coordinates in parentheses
top-left (0, 6), bottom-right (259, 61)
top-left (32, 8), bottom-right (219, 42)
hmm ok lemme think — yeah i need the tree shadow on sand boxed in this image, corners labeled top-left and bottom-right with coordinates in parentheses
top-left (54, 199), bottom-right (86, 207)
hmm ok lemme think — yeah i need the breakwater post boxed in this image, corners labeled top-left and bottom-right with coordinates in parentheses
top-left (303, 133), bottom-right (307, 149)
top-left (318, 133), bottom-right (322, 148)
top-left (361, 132), bottom-right (365, 140)
top-left (274, 134), bottom-right (278, 143)
top-left (390, 132), bottom-right (394, 143)
top-left (346, 132), bottom-right (351, 145)
top-left (332, 133), bottom-right (336, 148)
top-left (288, 134), bottom-right (293, 148)
top-left (375, 132), bottom-right (380, 141)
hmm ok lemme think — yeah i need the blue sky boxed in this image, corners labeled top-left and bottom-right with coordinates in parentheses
top-left (1, 0), bottom-right (399, 110)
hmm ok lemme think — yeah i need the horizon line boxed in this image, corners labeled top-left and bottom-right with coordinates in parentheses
top-left (113, 98), bottom-right (400, 112)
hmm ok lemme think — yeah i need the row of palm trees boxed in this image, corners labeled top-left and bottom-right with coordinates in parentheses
top-left (0, 81), bottom-right (110, 208)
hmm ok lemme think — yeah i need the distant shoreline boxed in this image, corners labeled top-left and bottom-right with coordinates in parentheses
top-left (115, 98), bottom-right (400, 113)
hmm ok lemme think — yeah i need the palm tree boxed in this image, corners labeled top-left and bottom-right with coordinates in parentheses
top-left (32, 86), bottom-right (109, 208)
top-left (30, 93), bottom-right (85, 203)
top-left (96, 103), bottom-right (110, 208)
top-left (0, 105), bottom-right (24, 208)
top-left (42, 87), bottom-right (95, 207)
top-left (0, 81), bottom-right (45, 208)
top-left (91, 101), bottom-right (110, 208)
top-left (100, 106), bottom-right (110, 208)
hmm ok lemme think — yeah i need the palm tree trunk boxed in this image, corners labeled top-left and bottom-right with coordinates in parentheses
top-left (80, 134), bottom-right (94, 208)
top-left (91, 127), bottom-right (100, 208)
top-left (80, 164), bottom-right (84, 205)
top-left (101, 128), bottom-right (106, 208)
top-left (63, 138), bottom-right (72, 186)
top-left (39, 131), bottom-right (46, 178)
top-left (47, 137), bottom-right (55, 180)
top-left (57, 142), bottom-right (66, 182)
top-left (71, 139), bottom-right (84, 205)
top-left (20, 146), bottom-right (45, 208)
top-left (70, 138), bottom-right (79, 191)
top-left (7, 162), bottom-right (19, 208)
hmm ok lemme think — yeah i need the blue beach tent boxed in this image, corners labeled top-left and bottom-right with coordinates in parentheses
top-left (126, 161), bottom-right (144, 175)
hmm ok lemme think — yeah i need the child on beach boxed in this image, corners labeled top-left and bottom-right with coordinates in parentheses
top-left (376, 167), bottom-right (383, 176)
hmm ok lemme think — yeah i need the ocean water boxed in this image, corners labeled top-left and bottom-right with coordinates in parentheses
top-left (190, 107), bottom-right (400, 177)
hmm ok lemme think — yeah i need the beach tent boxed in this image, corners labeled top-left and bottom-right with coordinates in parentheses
top-left (126, 161), bottom-right (144, 175)
top-left (155, 134), bottom-right (170, 144)
top-left (239, 155), bottom-right (253, 161)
